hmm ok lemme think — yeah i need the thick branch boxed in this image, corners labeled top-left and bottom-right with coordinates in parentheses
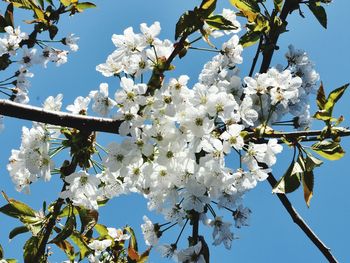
top-left (266, 172), bottom-right (338, 263)
top-left (259, 0), bottom-right (301, 73)
top-left (0, 99), bottom-right (122, 133)
top-left (1, 99), bottom-right (350, 142)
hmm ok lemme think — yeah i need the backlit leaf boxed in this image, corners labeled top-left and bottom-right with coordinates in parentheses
top-left (9, 226), bottom-right (29, 240)
top-left (229, 0), bottom-right (260, 22)
top-left (307, 2), bottom-right (327, 29)
top-left (302, 171), bottom-right (314, 207)
top-left (311, 140), bottom-right (345, 160)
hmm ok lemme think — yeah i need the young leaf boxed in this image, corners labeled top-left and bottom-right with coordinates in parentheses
top-left (0, 243), bottom-right (3, 258)
top-left (302, 171), bottom-right (314, 207)
top-left (76, 2), bottom-right (96, 12)
top-left (239, 30), bottom-right (261, 47)
top-left (316, 82), bottom-right (326, 110)
top-left (311, 140), bottom-right (345, 160)
top-left (60, 0), bottom-right (71, 7)
top-left (78, 208), bottom-right (98, 235)
top-left (5, 4), bottom-right (14, 28)
top-left (229, 0), bottom-right (260, 22)
top-left (9, 226), bottom-right (29, 240)
top-left (307, 2), bottom-right (327, 29)
top-left (70, 231), bottom-right (91, 260)
top-left (175, 10), bottom-right (202, 40)
top-left (199, 0), bottom-right (217, 17)
top-left (125, 226), bottom-right (138, 252)
top-left (23, 236), bottom-right (40, 263)
top-left (324, 83), bottom-right (349, 113)
top-left (54, 240), bottom-right (75, 260)
top-left (49, 213), bottom-right (76, 244)
top-left (205, 15), bottom-right (238, 30)
top-left (94, 223), bottom-right (108, 236)
top-left (272, 158), bottom-right (302, 194)
top-left (0, 192), bottom-right (36, 218)
top-left (274, 0), bottom-right (283, 12)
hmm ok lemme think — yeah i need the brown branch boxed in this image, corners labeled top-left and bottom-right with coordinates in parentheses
top-left (34, 159), bottom-right (78, 262)
top-left (0, 99), bottom-right (122, 134)
top-left (259, 0), bottom-right (301, 73)
top-left (1, 99), bottom-right (350, 142)
top-left (266, 171), bottom-right (338, 263)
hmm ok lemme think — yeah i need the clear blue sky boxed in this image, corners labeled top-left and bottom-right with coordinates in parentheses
top-left (0, 0), bottom-right (349, 262)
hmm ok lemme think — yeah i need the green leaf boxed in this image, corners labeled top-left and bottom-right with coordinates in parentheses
top-left (307, 2), bottom-right (327, 29)
top-left (199, 0), bottom-right (217, 17)
top-left (23, 236), bottom-right (40, 263)
top-left (54, 240), bottom-right (75, 260)
top-left (75, 2), bottom-right (96, 12)
top-left (239, 30), bottom-right (261, 47)
top-left (175, 10), bottom-right (202, 40)
top-left (94, 223), bottom-right (108, 236)
top-left (58, 205), bottom-right (79, 218)
top-left (274, 0), bottom-right (283, 12)
top-left (78, 208), bottom-right (98, 235)
top-left (70, 231), bottom-right (91, 260)
top-left (6, 259), bottom-right (17, 263)
top-left (272, 156), bottom-right (302, 194)
top-left (229, 0), bottom-right (260, 22)
top-left (0, 193), bottom-right (36, 218)
top-left (125, 226), bottom-right (138, 252)
top-left (0, 14), bottom-right (7, 33)
top-left (205, 15), bottom-right (238, 31)
top-left (5, 4), bottom-right (14, 28)
top-left (305, 152), bottom-right (323, 171)
top-left (49, 212), bottom-right (76, 244)
top-left (302, 171), bottom-right (314, 207)
top-left (37, 0), bottom-right (44, 8)
top-left (311, 140), bottom-right (345, 160)
top-left (324, 83), bottom-right (349, 113)
top-left (0, 243), bottom-right (3, 258)
top-left (60, 0), bottom-right (71, 7)
top-left (9, 226), bottom-right (29, 240)
top-left (48, 25), bottom-right (58, 40)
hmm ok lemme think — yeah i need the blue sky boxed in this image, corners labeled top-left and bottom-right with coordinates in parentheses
top-left (0, 0), bottom-right (349, 262)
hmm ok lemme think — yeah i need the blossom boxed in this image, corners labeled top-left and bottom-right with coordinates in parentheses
top-left (141, 215), bottom-right (160, 246)
top-left (60, 170), bottom-right (101, 210)
top-left (63, 33), bottom-right (79, 52)
top-left (89, 83), bottom-right (116, 116)
top-left (66, 96), bottom-right (91, 115)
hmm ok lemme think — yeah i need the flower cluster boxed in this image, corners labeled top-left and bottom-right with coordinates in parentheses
top-left (7, 11), bottom-right (320, 262)
top-left (0, 26), bottom-right (78, 105)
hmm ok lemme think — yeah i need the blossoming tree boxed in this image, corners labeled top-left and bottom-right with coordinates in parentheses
top-left (0, 0), bottom-right (348, 262)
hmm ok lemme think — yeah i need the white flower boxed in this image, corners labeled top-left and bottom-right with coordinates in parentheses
top-left (107, 227), bottom-right (130, 241)
top-left (89, 83), bottom-right (116, 116)
top-left (88, 239), bottom-right (112, 255)
top-left (141, 215), bottom-right (160, 246)
top-left (63, 33), bottom-right (79, 52)
top-left (176, 241), bottom-right (205, 263)
top-left (43, 94), bottom-right (63, 111)
top-left (220, 124), bottom-right (244, 153)
top-left (61, 170), bottom-right (100, 210)
top-left (96, 55), bottom-right (123, 77)
top-left (140, 21), bottom-right (161, 44)
top-left (66, 96), bottom-right (91, 115)
top-left (208, 216), bottom-right (235, 249)
top-left (233, 205), bottom-right (251, 228)
top-left (221, 35), bottom-right (243, 65)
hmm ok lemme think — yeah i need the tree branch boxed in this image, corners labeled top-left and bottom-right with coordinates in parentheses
top-left (1, 99), bottom-right (350, 142)
top-left (266, 171), bottom-right (339, 263)
top-left (0, 99), bottom-right (122, 133)
top-left (259, 0), bottom-right (301, 73)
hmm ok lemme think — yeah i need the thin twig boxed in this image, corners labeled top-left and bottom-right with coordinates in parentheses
top-left (249, 36), bottom-right (263, 77)
top-left (266, 171), bottom-right (338, 263)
